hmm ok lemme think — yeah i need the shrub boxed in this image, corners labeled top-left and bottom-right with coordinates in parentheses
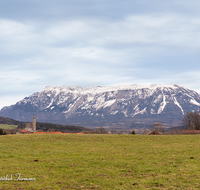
top-left (0, 128), bottom-right (6, 135)
top-left (131, 130), bottom-right (135, 134)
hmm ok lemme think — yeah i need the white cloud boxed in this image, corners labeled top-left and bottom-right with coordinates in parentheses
top-left (1, 7), bottom-right (200, 108)
top-left (0, 96), bottom-right (25, 110)
top-left (1, 13), bottom-right (200, 59)
top-left (0, 19), bottom-right (36, 54)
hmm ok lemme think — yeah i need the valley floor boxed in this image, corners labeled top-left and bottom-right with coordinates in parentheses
top-left (0, 134), bottom-right (200, 189)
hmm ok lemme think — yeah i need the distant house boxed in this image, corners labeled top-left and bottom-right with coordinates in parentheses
top-left (148, 130), bottom-right (162, 135)
top-left (182, 130), bottom-right (200, 134)
top-left (20, 130), bottom-right (32, 134)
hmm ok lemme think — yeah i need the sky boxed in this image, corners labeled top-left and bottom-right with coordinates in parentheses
top-left (1, 0), bottom-right (200, 109)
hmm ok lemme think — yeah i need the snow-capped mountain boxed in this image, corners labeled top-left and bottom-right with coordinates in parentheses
top-left (1, 84), bottom-right (200, 128)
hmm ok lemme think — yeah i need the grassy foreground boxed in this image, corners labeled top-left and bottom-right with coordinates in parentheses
top-left (0, 134), bottom-right (200, 189)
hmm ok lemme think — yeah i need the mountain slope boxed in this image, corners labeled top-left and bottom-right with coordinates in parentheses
top-left (1, 84), bottom-right (200, 128)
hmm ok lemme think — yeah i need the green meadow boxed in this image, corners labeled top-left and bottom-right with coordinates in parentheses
top-left (0, 134), bottom-right (200, 189)
top-left (0, 124), bottom-right (18, 129)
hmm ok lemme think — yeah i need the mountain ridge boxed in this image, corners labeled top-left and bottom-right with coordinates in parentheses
top-left (1, 84), bottom-right (200, 128)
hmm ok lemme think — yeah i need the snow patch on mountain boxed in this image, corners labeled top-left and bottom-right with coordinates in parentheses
top-left (157, 93), bottom-right (166, 114)
top-left (103, 99), bottom-right (116, 108)
top-left (46, 99), bottom-right (54, 109)
top-left (190, 99), bottom-right (200, 106)
top-left (134, 104), bottom-right (139, 110)
top-left (122, 110), bottom-right (128, 117)
top-left (43, 83), bottom-right (180, 95)
top-left (111, 110), bottom-right (118, 115)
top-left (133, 107), bottom-right (147, 117)
top-left (173, 97), bottom-right (184, 115)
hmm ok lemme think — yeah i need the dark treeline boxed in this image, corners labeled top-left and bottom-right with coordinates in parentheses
top-left (24, 122), bottom-right (90, 133)
top-left (0, 116), bottom-right (90, 133)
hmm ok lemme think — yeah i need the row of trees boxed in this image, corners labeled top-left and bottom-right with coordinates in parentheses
top-left (182, 111), bottom-right (200, 130)
top-left (83, 127), bottom-right (108, 134)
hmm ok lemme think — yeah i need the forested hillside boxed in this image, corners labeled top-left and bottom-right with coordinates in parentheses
top-left (0, 116), bottom-right (89, 133)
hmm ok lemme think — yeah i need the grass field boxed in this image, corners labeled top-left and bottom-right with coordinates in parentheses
top-left (0, 124), bottom-right (18, 129)
top-left (0, 134), bottom-right (200, 189)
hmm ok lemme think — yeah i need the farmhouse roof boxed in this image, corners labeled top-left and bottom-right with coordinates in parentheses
top-left (33, 132), bottom-right (63, 134)
top-left (148, 130), bottom-right (162, 135)
top-left (182, 130), bottom-right (200, 134)
top-left (33, 132), bottom-right (84, 134)
top-left (20, 130), bottom-right (32, 134)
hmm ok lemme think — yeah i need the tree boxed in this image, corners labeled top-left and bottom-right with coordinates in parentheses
top-left (141, 129), bottom-right (151, 135)
top-left (182, 112), bottom-right (194, 130)
top-left (152, 122), bottom-right (165, 133)
top-left (0, 128), bottom-right (6, 135)
top-left (192, 111), bottom-right (200, 130)
top-left (182, 111), bottom-right (200, 130)
top-left (131, 130), bottom-right (136, 134)
top-left (94, 127), bottom-right (108, 134)
top-left (110, 129), bottom-right (117, 134)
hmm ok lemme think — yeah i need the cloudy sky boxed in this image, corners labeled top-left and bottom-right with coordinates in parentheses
top-left (1, 0), bottom-right (200, 109)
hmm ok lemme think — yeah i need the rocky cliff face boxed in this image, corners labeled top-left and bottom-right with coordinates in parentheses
top-left (1, 84), bottom-right (200, 128)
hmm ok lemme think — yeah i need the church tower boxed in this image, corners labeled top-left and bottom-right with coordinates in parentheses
top-left (32, 113), bottom-right (36, 132)
top-left (24, 113), bottom-right (37, 132)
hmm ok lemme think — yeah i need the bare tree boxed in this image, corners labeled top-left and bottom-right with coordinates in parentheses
top-left (95, 127), bottom-right (108, 134)
top-left (192, 111), bottom-right (200, 130)
top-left (152, 122), bottom-right (165, 133)
top-left (182, 111), bottom-right (194, 130)
top-left (182, 111), bottom-right (200, 130)
top-left (110, 129), bottom-right (117, 134)
top-left (141, 128), bottom-right (151, 135)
